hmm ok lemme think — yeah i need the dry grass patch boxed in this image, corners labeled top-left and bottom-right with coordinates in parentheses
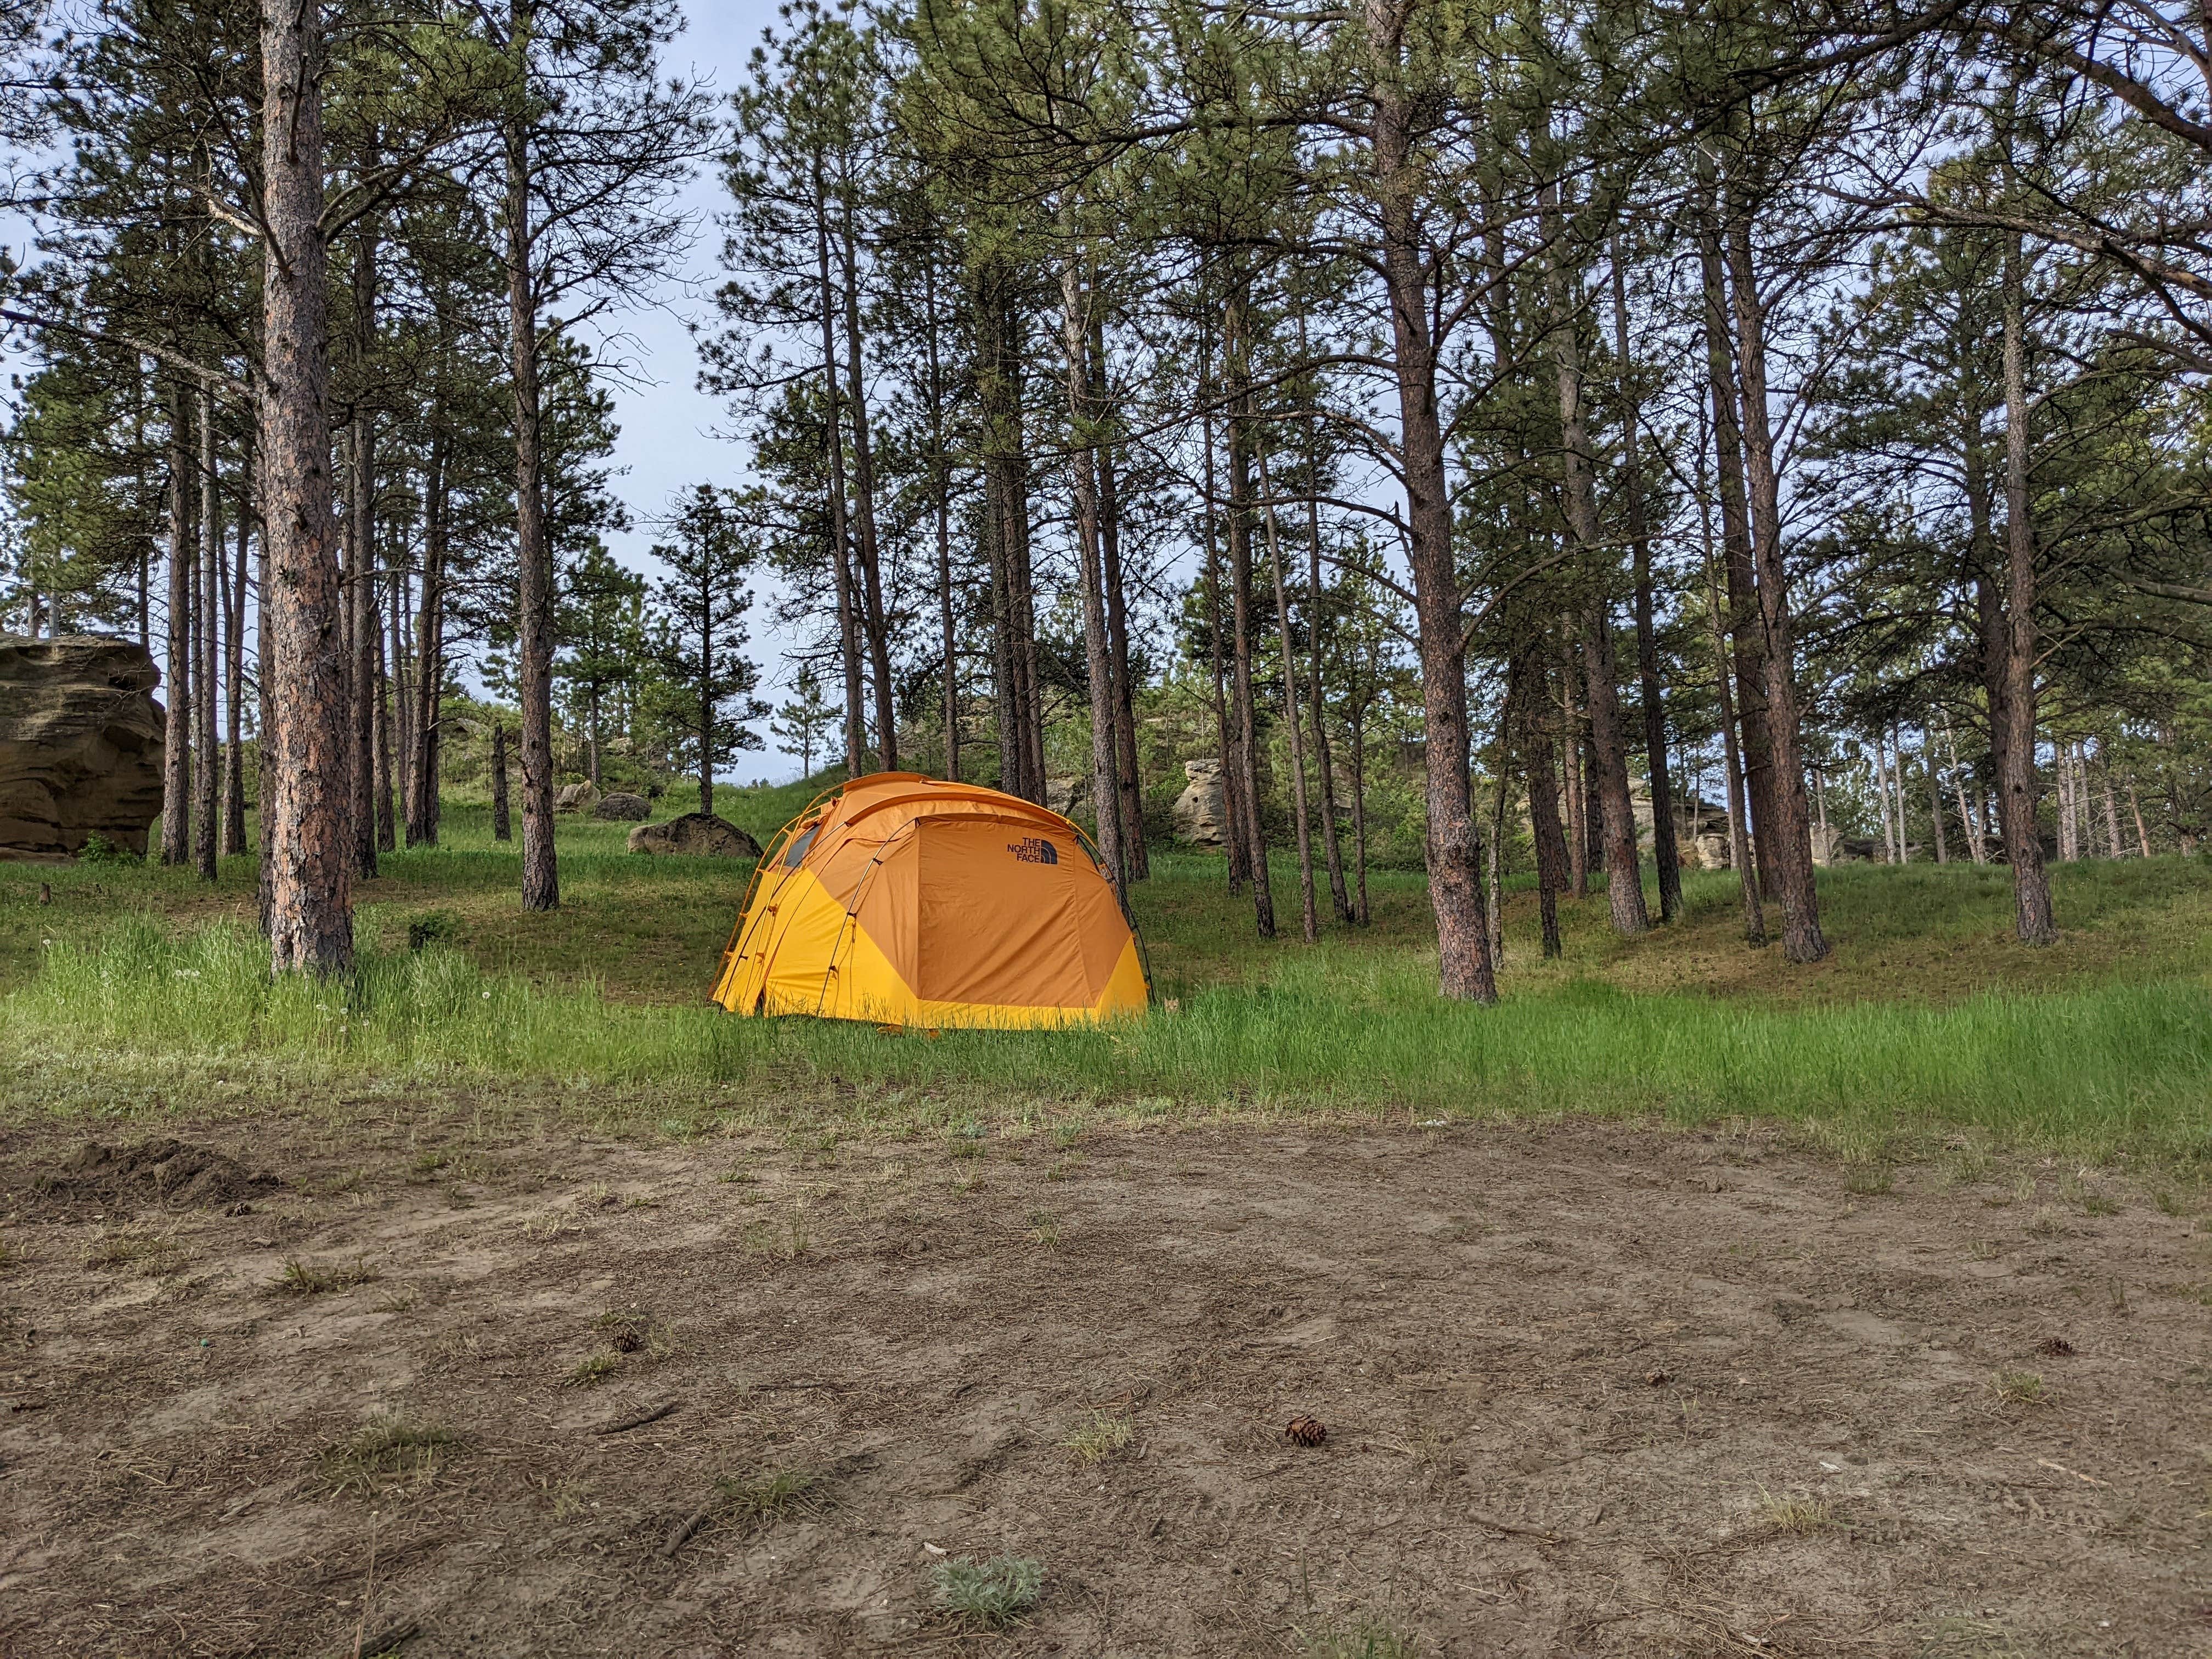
top-left (317, 1416), bottom-right (456, 1496)
top-left (84, 1226), bottom-right (187, 1278)
top-left (1062, 1408), bottom-right (1133, 1467)
top-left (1990, 1369), bottom-right (2049, 1409)
top-left (1757, 1486), bottom-right (1836, 1534)
top-left (274, 1255), bottom-right (377, 1295)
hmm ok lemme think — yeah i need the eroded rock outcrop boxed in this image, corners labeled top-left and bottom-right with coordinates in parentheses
top-left (0, 635), bottom-right (165, 859)
top-left (627, 812), bottom-right (762, 859)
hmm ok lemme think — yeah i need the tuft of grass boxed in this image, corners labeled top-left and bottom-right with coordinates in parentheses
top-left (563, 1347), bottom-right (622, 1387)
top-left (742, 1213), bottom-right (810, 1260)
top-left (275, 1255), bottom-right (377, 1295)
top-left (84, 1226), bottom-right (188, 1278)
top-left (1026, 1210), bottom-right (1062, 1248)
top-left (1990, 1369), bottom-right (2049, 1409)
top-left (1842, 1163), bottom-right (1894, 1196)
top-left (929, 1554), bottom-right (1043, 1629)
top-left (1757, 1486), bottom-right (1836, 1534)
top-left (317, 1416), bottom-right (455, 1496)
top-left (595, 1308), bottom-right (677, 1360)
top-left (713, 1467), bottom-right (825, 1530)
top-left (1062, 1409), bottom-right (1133, 1467)
top-left (1301, 1617), bottom-right (1421, 1659)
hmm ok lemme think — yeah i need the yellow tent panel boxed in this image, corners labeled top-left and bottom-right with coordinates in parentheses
top-left (711, 773), bottom-right (1149, 1028)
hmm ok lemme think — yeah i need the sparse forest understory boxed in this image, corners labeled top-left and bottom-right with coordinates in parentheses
top-left (3, 0), bottom-right (2211, 1016)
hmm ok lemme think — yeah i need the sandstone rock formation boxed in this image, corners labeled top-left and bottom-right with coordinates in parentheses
top-left (1171, 758), bottom-right (1227, 846)
top-left (594, 791), bottom-right (650, 821)
top-left (0, 635), bottom-right (165, 860)
top-left (627, 812), bottom-right (763, 859)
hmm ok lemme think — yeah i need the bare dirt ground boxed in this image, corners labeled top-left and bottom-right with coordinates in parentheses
top-left (1, 1110), bottom-right (2207, 1658)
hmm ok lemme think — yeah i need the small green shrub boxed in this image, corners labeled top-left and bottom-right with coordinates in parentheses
top-left (74, 833), bottom-right (134, 865)
top-left (930, 1554), bottom-right (1042, 1628)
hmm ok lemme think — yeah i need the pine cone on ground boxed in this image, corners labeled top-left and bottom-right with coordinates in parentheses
top-left (1284, 1414), bottom-right (1327, 1447)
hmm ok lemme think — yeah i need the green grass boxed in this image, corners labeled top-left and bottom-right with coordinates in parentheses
top-left (2, 806), bottom-right (2210, 1162)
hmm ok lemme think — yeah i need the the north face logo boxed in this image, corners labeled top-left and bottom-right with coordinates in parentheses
top-left (1008, 837), bottom-right (1059, 865)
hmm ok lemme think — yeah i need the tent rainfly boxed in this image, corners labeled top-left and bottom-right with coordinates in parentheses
top-left (710, 773), bottom-right (1150, 1029)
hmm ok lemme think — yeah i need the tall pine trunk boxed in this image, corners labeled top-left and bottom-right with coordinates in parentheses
top-left (1725, 198), bottom-right (1827, 961)
top-left (492, 722), bottom-right (511, 841)
top-left (1091, 309), bottom-right (1146, 879)
top-left (161, 383), bottom-right (191, 866)
top-left (837, 193), bottom-right (896, 770)
top-left (1224, 285), bottom-right (1276, 938)
top-left (503, 41), bottom-right (557, 911)
top-left (1697, 191), bottom-right (1778, 901)
top-left (1548, 213), bottom-right (1646, 938)
top-left (194, 386), bottom-right (219, 880)
top-left (1611, 238), bottom-right (1680, 921)
top-left (1361, 0), bottom-right (1493, 1001)
top-left (1515, 652), bottom-right (1567, 960)
top-left (408, 426), bottom-right (448, 847)
top-left (923, 258), bottom-right (958, 782)
top-left (222, 466), bottom-right (248, 855)
top-left (1256, 442), bottom-right (1318, 941)
top-left (1059, 258), bottom-right (1123, 893)
top-left (1203, 390), bottom-right (1249, 893)
top-left (348, 223), bottom-right (379, 881)
top-left (1296, 306), bottom-right (1351, 923)
top-left (2000, 239), bottom-right (2056, 954)
top-left (260, 0), bottom-right (353, 973)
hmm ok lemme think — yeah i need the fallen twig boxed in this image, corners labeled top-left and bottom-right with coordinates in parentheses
top-left (661, 1507), bottom-right (715, 1559)
top-left (1465, 1506), bottom-right (1577, 1544)
top-left (591, 1401), bottom-right (679, 1436)
top-left (338, 1618), bottom-right (416, 1658)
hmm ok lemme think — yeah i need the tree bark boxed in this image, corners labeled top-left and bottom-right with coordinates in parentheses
top-left (1697, 190), bottom-right (1778, 901)
top-left (1295, 306), bottom-right (1351, 923)
top-left (222, 464), bottom-right (249, 856)
top-left (1256, 442), bottom-right (1318, 942)
top-left (923, 257), bottom-right (958, 781)
top-left (407, 425), bottom-right (448, 847)
top-left (1926, 722), bottom-right (1948, 862)
top-left (1610, 235), bottom-right (1680, 922)
top-left (161, 382), bottom-right (191, 866)
top-left (1203, 396), bottom-right (1250, 893)
top-left (1358, 0), bottom-right (1493, 1000)
top-left (1515, 651), bottom-right (1567, 959)
top-left (1696, 429), bottom-right (1765, 945)
top-left (837, 191), bottom-right (896, 771)
top-left (194, 386), bottom-right (219, 880)
top-left (502, 26), bottom-right (556, 911)
top-left (1724, 198), bottom-right (1827, 961)
top-left (1059, 259), bottom-right (1123, 894)
top-left (492, 721), bottom-right (511, 841)
top-left (259, 0), bottom-right (353, 973)
top-left (1548, 197), bottom-right (1650, 935)
top-left (348, 224), bottom-right (379, 881)
top-left (2000, 234), bottom-right (2057, 944)
top-left (1091, 308), bottom-right (1147, 880)
top-left (1224, 283), bottom-right (1276, 938)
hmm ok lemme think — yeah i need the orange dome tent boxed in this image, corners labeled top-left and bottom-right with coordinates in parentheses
top-left (710, 774), bottom-right (1150, 1028)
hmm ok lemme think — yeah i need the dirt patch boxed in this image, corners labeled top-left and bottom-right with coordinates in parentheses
top-left (31, 1136), bottom-right (280, 1211)
top-left (0, 1113), bottom-right (2206, 1656)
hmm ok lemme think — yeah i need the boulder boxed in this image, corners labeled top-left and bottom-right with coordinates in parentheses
top-left (1044, 774), bottom-right (1087, 818)
top-left (555, 780), bottom-right (602, 814)
top-left (1171, 758), bottom-right (1227, 847)
top-left (0, 635), bottom-right (165, 860)
top-left (594, 791), bottom-right (650, 821)
top-left (627, 812), bottom-right (763, 859)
